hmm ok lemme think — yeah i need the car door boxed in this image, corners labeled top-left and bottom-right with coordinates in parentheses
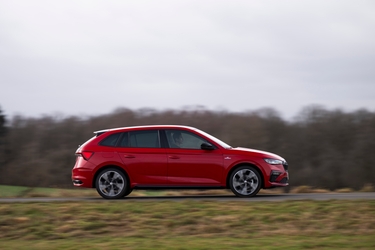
top-left (117, 130), bottom-right (168, 186)
top-left (164, 129), bottom-right (224, 186)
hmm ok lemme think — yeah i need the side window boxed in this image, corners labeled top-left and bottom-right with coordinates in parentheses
top-left (129, 130), bottom-right (160, 148)
top-left (99, 133), bottom-right (122, 147)
top-left (165, 130), bottom-right (208, 149)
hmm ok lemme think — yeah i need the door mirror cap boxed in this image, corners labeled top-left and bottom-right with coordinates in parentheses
top-left (201, 142), bottom-right (215, 150)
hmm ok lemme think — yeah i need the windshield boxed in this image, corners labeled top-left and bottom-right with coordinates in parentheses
top-left (193, 128), bottom-right (232, 149)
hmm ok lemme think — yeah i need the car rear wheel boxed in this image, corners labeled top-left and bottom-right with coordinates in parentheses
top-left (230, 166), bottom-right (262, 197)
top-left (95, 168), bottom-right (128, 199)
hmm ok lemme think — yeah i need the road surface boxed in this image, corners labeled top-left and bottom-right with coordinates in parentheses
top-left (1, 192), bottom-right (375, 203)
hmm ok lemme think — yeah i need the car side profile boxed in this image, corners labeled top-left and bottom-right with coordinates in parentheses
top-left (72, 125), bottom-right (289, 199)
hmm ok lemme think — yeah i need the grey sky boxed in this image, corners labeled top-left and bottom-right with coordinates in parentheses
top-left (1, 0), bottom-right (374, 119)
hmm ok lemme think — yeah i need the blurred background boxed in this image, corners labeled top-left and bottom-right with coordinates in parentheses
top-left (0, 0), bottom-right (374, 190)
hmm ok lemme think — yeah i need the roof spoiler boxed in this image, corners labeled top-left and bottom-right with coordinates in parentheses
top-left (94, 129), bottom-right (110, 136)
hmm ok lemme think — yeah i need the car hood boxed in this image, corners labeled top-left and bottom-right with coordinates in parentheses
top-left (229, 147), bottom-right (285, 161)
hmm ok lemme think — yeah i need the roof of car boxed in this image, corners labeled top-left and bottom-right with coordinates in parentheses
top-left (94, 125), bottom-right (196, 134)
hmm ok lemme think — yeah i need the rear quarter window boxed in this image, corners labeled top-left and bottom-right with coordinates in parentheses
top-left (99, 133), bottom-right (122, 147)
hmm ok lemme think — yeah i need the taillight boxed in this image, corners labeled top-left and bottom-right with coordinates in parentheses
top-left (77, 151), bottom-right (94, 161)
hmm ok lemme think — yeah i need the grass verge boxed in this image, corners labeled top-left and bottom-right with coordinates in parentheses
top-left (1, 235), bottom-right (375, 250)
top-left (0, 200), bottom-right (374, 249)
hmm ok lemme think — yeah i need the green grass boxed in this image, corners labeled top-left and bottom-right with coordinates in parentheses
top-left (1, 235), bottom-right (375, 250)
top-left (1, 185), bottom-right (375, 249)
top-left (0, 200), bottom-right (375, 249)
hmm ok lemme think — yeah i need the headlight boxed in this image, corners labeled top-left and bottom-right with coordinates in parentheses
top-left (264, 158), bottom-right (283, 165)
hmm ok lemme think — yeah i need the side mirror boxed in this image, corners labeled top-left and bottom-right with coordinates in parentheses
top-left (201, 142), bottom-right (215, 150)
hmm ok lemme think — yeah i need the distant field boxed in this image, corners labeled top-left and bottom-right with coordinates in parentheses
top-left (0, 200), bottom-right (374, 249)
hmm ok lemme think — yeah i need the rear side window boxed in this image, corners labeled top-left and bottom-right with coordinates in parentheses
top-left (129, 130), bottom-right (160, 148)
top-left (99, 133), bottom-right (122, 147)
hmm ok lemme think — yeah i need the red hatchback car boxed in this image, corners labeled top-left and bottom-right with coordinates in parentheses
top-left (72, 125), bottom-right (288, 199)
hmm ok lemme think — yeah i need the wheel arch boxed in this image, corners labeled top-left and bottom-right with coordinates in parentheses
top-left (92, 165), bottom-right (130, 188)
top-left (226, 163), bottom-right (265, 189)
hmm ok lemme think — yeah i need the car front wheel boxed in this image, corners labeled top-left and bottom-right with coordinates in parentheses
top-left (95, 168), bottom-right (128, 199)
top-left (230, 166), bottom-right (262, 197)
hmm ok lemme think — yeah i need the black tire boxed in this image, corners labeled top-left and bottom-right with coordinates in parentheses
top-left (123, 188), bottom-right (133, 197)
top-left (95, 168), bottom-right (128, 199)
top-left (229, 166), bottom-right (262, 197)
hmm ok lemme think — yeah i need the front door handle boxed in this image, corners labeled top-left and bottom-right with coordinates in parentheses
top-left (124, 155), bottom-right (135, 158)
top-left (169, 155), bottom-right (180, 159)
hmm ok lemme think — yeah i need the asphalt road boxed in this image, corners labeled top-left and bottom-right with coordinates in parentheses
top-left (1, 192), bottom-right (375, 203)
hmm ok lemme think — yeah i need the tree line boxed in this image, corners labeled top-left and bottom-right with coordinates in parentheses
top-left (0, 105), bottom-right (374, 190)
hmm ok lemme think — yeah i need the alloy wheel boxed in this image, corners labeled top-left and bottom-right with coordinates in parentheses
top-left (97, 170), bottom-right (125, 198)
top-left (231, 168), bottom-right (260, 196)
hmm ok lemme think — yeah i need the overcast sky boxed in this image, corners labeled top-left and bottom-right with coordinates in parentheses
top-left (1, 0), bottom-right (374, 119)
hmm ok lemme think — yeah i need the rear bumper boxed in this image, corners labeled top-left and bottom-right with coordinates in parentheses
top-left (72, 168), bottom-right (93, 188)
top-left (72, 168), bottom-right (92, 188)
top-left (72, 157), bottom-right (95, 188)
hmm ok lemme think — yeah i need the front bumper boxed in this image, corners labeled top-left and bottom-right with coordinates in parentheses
top-left (268, 170), bottom-right (289, 187)
top-left (264, 161), bottom-right (289, 188)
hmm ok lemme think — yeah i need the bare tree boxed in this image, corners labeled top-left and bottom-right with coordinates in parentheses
top-left (0, 106), bottom-right (374, 189)
top-left (0, 106), bottom-right (7, 175)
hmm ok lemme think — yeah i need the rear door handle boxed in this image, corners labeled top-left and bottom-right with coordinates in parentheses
top-left (124, 155), bottom-right (135, 158)
top-left (169, 155), bottom-right (180, 159)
